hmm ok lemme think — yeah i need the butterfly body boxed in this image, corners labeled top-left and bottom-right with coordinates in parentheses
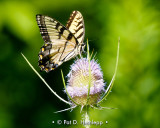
top-left (36, 11), bottom-right (85, 72)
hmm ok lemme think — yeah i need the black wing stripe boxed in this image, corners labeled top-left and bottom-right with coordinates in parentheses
top-left (76, 20), bottom-right (83, 27)
top-left (75, 25), bottom-right (83, 33)
top-left (76, 32), bottom-right (84, 39)
top-left (66, 11), bottom-right (77, 28)
top-left (59, 41), bottom-right (68, 61)
top-left (67, 33), bottom-right (73, 40)
top-left (55, 22), bottom-right (60, 29)
top-left (36, 15), bottom-right (51, 42)
top-left (61, 48), bottom-right (76, 61)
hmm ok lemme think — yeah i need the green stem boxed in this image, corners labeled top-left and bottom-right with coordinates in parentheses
top-left (98, 38), bottom-right (120, 104)
top-left (21, 53), bottom-right (71, 105)
top-left (86, 40), bottom-right (91, 105)
top-left (84, 106), bottom-right (90, 128)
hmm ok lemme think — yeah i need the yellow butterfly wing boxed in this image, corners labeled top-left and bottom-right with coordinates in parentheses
top-left (66, 11), bottom-right (85, 45)
top-left (36, 11), bottom-right (85, 72)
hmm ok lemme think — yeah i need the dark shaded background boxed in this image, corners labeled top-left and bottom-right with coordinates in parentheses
top-left (0, 0), bottom-right (160, 128)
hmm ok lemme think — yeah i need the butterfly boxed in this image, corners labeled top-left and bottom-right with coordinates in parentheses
top-left (36, 11), bottom-right (85, 72)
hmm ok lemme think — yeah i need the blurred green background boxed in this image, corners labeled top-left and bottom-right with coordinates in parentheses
top-left (0, 0), bottom-right (160, 128)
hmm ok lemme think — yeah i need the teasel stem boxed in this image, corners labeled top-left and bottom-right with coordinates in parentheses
top-left (84, 106), bottom-right (90, 128)
top-left (86, 39), bottom-right (91, 105)
top-left (85, 40), bottom-right (91, 127)
top-left (98, 38), bottom-right (120, 104)
top-left (21, 53), bottom-right (72, 105)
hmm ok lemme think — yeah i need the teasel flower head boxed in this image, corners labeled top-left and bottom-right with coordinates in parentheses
top-left (62, 39), bottom-right (120, 110)
top-left (66, 57), bottom-right (105, 106)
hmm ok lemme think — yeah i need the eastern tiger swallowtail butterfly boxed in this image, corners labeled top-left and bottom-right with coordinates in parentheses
top-left (36, 11), bottom-right (85, 72)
